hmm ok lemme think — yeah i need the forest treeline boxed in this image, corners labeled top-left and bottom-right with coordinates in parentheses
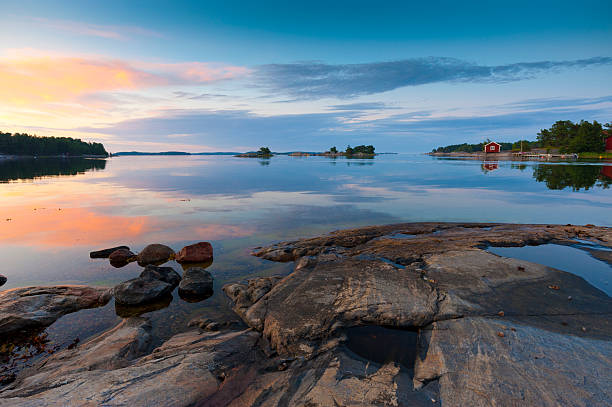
top-left (432, 120), bottom-right (611, 153)
top-left (0, 132), bottom-right (108, 156)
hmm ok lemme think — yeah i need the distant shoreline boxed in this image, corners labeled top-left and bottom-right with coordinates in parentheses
top-left (0, 154), bottom-right (108, 160)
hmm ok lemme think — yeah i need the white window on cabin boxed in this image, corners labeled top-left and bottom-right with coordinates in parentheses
top-left (490, 146), bottom-right (494, 151)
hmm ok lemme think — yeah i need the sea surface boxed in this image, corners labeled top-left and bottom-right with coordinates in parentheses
top-left (1, 154), bottom-right (611, 350)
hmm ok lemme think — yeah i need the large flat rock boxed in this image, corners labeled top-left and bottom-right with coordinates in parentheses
top-left (0, 285), bottom-right (112, 336)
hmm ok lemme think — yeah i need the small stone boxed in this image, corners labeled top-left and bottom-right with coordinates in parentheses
top-left (113, 277), bottom-right (173, 306)
top-left (175, 242), bottom-right (213, 264)
top-left (567, 296), bottom-right (572, 301)
top-left (497, 331), bottom-right (505, 337)
top-left (178, 267), bottom-right (214, 302)
top-left (109, 248), bottom-right (135, 268)
top-left (205, 322), bottom-right (220, 331)
top-left (136, 244), bottom-right (175, 266)
top-left (497, 311), bottom-right (505, 317)
top-left (581, 327), bottom-right (587, 332)
top-left (548, 285), bottom-right (560, 290)
top-left (517, 266), bottom-right (525, 272)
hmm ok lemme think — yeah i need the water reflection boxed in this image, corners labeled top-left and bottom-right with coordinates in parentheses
top-left (532, 164), bottom-right (612, 191)
top-left (0, 158), bottom-right (106, 182)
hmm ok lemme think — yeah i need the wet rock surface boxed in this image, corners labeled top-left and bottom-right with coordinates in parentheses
top-left (2, 223), bottom-right (611, 406)
top-left (136, 243), bottom-right (175, 266)
top-left (0, 286), bottom-right (112, 336)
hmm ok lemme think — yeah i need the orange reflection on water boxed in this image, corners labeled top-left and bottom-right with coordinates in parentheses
top-left (0, 206), bottom-right (150, 247)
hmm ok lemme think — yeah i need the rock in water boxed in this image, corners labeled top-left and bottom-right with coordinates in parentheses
top-left (139, 265), bottom-right (181, 287)
top-left (0, 274), bottom-right (6, 286)
top-left (136, 244), bottom-right (175, 266)
top-left (175, 241), bottom-right (213, 263)
top-left (0, 286), bottom-right (112, 335)
top-left (89, 245), bottom-right (130, 259)
top-left (178, 267), bottom-right (213, 302)
top-left (109, 248), bottom-right (135, 268)
top-left (113, 278), bottom-right (173, 306)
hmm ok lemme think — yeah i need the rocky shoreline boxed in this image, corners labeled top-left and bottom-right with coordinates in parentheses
top-left (1, 222), bottom-right (611, 406)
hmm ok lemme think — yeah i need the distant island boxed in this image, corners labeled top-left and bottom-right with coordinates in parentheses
top-left (0, 132), bottom-right (108, 157)
top-left (430, 120), bottom-right (612, 158)
top-left (237, 145), bottom-right (377, 158)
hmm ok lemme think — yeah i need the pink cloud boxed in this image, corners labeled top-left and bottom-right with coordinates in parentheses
top-left (0, 51), bottom-right (249, 105)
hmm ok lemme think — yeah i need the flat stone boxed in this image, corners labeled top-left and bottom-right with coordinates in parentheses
top-left (0, 286), bottom-right (112, 336)
top-left (89, 245), bottom-right (130, 259)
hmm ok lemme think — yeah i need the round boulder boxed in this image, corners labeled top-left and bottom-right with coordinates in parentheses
top-left (113, 278), bottom-right (173, 306)
top-left (176, 242), bottom-right (213, 264)
top-left (136, 244), bottom-right (175, 266)
top-left (0, 274), bottom-right (6, 287)
top-left (109, 248), bottom-right (135, 268)
top-left (178, 267), bottom-right (213, 302)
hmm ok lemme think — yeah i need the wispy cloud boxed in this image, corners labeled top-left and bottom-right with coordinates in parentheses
top-left (0, 51), bottom-right (248, 105)
top-left (255, 57), bottom-right (612, 99)
top-left (30, 17), bottom-right (163, 40)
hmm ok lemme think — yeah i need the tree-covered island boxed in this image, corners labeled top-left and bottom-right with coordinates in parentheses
top-left (431, 120), bottom-right (611, 156)
top-left (0, 132), bottom-right (108, 157)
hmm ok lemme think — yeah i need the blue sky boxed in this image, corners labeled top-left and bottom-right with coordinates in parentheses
top-left (0, 0), bottom-right (611, 152)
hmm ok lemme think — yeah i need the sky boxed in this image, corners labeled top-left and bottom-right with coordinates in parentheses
top-left (0, 0), bottom-right (611, 153)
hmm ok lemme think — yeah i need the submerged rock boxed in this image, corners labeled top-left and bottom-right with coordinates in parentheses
top-left (0, 274), bottom-right (6, 287)
top-left (136, 244), bottom-right (174, 266)
top-left (89, 245), bottom-right (130, 259)
top-left (176, 241), bottom-right (213, 263)
top-left (0, 286), bottom-right (111, 335)
top-left (178, 267), bottom-right (213, 302)
top-left (109, 248), bottom-right (135, 268)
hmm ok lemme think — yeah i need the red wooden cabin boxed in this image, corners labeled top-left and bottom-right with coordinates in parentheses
top-left (484, 141), bottom-right (501, 153)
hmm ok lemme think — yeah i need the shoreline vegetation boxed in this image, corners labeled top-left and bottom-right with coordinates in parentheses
top-left (0, 132), bottom-right (108, 157)
top-left (429, 120), bottom-right (612, 159)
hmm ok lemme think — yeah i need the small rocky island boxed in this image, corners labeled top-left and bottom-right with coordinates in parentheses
top-left (0, 223), bottom-right (611, 406)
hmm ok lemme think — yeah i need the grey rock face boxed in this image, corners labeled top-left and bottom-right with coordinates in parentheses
top-left (0, 286), bottom-right (112, 335)
top-left (2, 223), bottom-right (611, 406)
top-left (136, 244), bottom-right (174, 266)
top-left (178, 267), bottom-right (213, 301)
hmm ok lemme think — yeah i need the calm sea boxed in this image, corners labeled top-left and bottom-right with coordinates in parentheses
top-left (1, 154), bottom-right (610, 346)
